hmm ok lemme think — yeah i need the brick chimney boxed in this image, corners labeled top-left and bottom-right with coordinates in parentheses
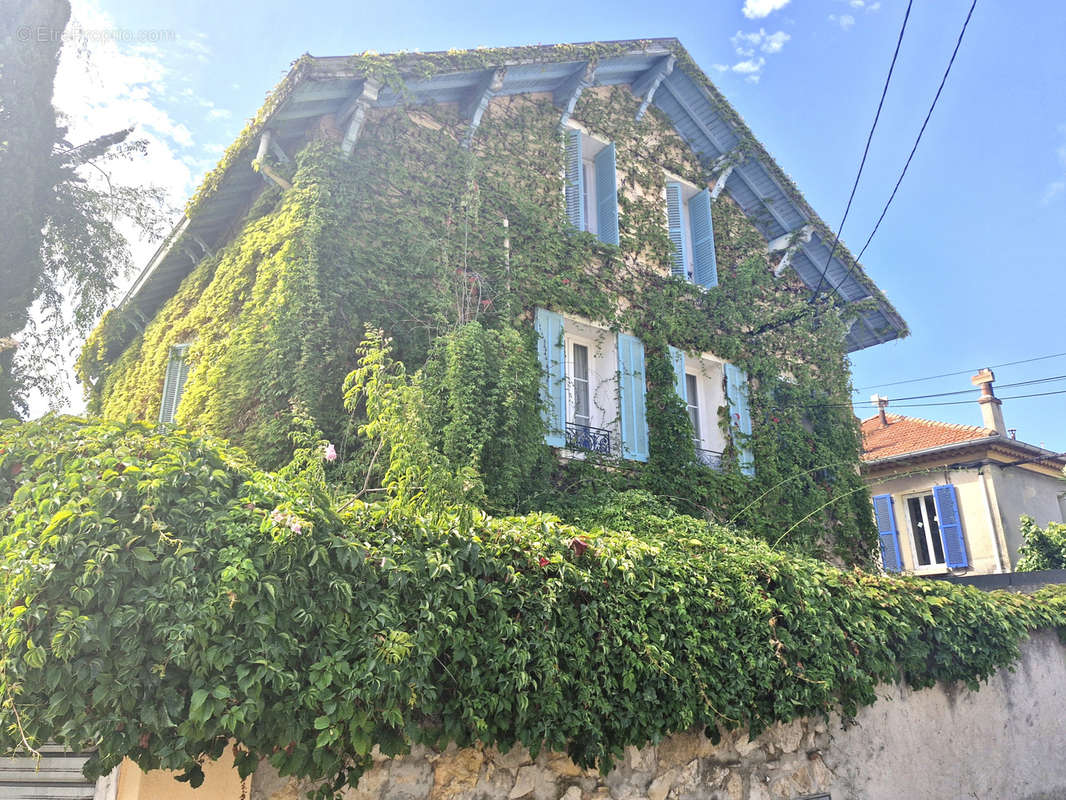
top-left (971, 368), bottom-right (1006, 435)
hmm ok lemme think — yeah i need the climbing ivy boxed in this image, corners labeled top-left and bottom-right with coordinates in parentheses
top-left (80, 76), bottom-right (876, 564)
top-left (1, 415), bottom-right (1064, 798)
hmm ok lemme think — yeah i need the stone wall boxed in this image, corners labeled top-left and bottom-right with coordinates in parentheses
top-left (251, 631), bottom-right (1066, 800)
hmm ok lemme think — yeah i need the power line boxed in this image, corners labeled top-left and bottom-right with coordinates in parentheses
top-left (776, 387), bottom-right (1066, 413)
top-left (854, 350), bottom-right (1066, 392)
top-left (863, 374), bottom-right (1066, 403)
top-left (827, 0), bottom-right (978, 298)
top-left (808, 0), bottom-right (914, 303)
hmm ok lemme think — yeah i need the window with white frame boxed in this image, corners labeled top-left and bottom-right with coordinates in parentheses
top-left (686, 356), bottom-right (728, 461)
top-left (564, 126), bottom-right (619, 245)
top-left (563, 319), bottom-right (618, 456)
top-left (664, 172), bottom-right (718, 289)
top-left (685, 373), bottom-right (700, 444)
top-left (905, 492), bottom-right (946, 569)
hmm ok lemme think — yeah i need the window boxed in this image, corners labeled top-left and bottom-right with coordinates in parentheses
top-left (685, 373), bottom-right (700, 443)
top-left (665, 175), bottom-right (718, 289)
top-left (565, 127), bottom-right (619, 245)
top-left (907, 493), bottom-right (946, 568)
top-left (571, 342), bottom-right (591, 428)
top-left (903, 485), bottom-right (969, 570)
top-left (534, 308), bottom-right (648, 461)
top-left (670, 347), bottom-right (730, 469)
top-left (159, 343), bottom-right (191, 425)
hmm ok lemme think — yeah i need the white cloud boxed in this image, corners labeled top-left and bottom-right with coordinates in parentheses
top-left (723, 28), bottom-right (790, 82)
top-left (829, 13), bottom-right (856, 29)
top-left (849, 0), bottom-right (882, 9)
top-left (207, 108), bottom-right (231, 120)
top-left (742, 0), bottom-right (791, 19)
top-left (731, 28), bottom-right (791, 56)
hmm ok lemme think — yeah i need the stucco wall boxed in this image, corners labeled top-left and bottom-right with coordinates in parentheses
top-left (116, 746), bottom-right (250, 800)
top-left (866, 466), bottom-right (1004, 575)
top-left (987, 463), bottom-right (1066, 566)
top-left (248, 631), bottom-right (1066, 800)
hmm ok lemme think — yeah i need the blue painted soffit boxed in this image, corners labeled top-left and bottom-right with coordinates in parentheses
top-left (119, 38), bottom-right (906, 353)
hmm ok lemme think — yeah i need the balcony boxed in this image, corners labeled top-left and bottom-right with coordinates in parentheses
top-left (695, 447), bottom-right (724, 470)
top-left (565, 422), bottom-right (613, 456)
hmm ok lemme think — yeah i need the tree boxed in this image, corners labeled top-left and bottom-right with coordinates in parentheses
top-left (0, 0), bottom-right (170, 417)
top-left (1016, 515), bottom-right (1066, 572)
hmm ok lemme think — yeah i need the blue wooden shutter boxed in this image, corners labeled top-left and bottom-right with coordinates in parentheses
top-left (932, 484), bottom-right (969, 568)
top-left (617, 333), bottom-right (648, 462)
top-left (689, 188), bottom-right (718, 289)
top-left (594, 143), bottom-right (619, 246)
top-left (565, 129), bottom-right (584, 230)
top-left (724, 362), bottom-right (755, 476)
top-left (534, 308), bottom-right (566, 448)
top-left (159, 344), bottom-right (190, 425)
top-left (872, 494), bottom-right (903, 573)
top-left (668, 345), bottom-right (686, 403)
top-left (665, 182), bottom-right (688, 278)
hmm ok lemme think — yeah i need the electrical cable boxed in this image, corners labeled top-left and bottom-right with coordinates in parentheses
top-left (861, 373), bottom-right (1066, 403)
top-left (808, 0), bottom-right (914, 303)
top-left (826, 0), bottom-right (978, 298)
top-left (854, 350), bottom-right (1066, 392)
top-left (775, 387), bottom-right (1066, 412)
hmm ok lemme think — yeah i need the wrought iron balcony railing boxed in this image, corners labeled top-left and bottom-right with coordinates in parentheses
top-left (695, 447), bottom-right (724, 470)
top-left (566, 422), bottom-right (613, 456)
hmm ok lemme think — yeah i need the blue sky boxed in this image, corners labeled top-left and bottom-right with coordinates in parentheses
top-left (62, 0), bottom-right (1066, 451)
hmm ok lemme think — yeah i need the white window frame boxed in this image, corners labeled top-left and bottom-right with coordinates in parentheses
top-left (903, 491), bottom-right (948, 573)
top-left (664, 171), bottom-right (700, 282)
top-left (684, 354), bottom-right (729, 458)
top-left (561, 315), bottom-right (619, 454)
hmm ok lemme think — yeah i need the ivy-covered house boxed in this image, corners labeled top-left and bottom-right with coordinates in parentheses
top-left (79, 38), bottom-right (906, 561)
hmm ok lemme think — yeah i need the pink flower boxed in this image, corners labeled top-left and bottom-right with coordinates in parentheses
top-left (288, 519), bottom-right (302, 534)
top-left (270, 509), bottom-right (285, 525)
top-left (323, 443), bottom-right (337, 462)
top-left (538, 557), bottom-right (550, 567)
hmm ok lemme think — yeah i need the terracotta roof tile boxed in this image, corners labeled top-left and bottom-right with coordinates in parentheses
top-left (860, 413), bottom-right (995, 462)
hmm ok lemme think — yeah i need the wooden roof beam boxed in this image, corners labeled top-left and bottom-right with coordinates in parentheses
top-left (339, 79), bottom-right (381, 157)
top-left (632, 55), bottom-right (675, 120)
top-left (769, 224), bottom-right (814, 276)
top-left (554, 61), bottom-right (596, 129)
top-left (461, 68), bottom-right (507, 148)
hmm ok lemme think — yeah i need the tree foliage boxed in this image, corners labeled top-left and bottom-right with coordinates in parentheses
top-left (0, 0), bottom-right (170, 416)
top-left (1016, 515), bottom-right (1066, 572)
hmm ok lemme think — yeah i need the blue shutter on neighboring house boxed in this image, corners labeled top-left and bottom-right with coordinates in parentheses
top-left (724, 362), bottom-right (755, 476)
top-left (665, 182), bottom-right (688, 278)
top-left (872, 494), bottom-right (903, 573)
top-left (534, 308), bottom-right (566, 447)
top-left (565, 129), bottom-right (584, 230)
top-left (617, 333), bottom-right (649, 461)
top-left (594, 143), bottom-right (619, 246)
top-left (932, 484), bottom-right (969, 568)
top-left (689, 188), bottom-right (718, 289)
top-left (668, 345), bottom-right (686, 403)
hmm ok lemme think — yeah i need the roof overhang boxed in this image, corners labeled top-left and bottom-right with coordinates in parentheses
top-left (863, 436), bottom-right (1066, 478)
top-left (116, 38), bottom-right (907, 354)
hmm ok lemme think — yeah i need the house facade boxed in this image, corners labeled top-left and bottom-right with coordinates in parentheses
top-left (78, 38), bottom-right (904, 555)
top-left (863, 370), bottom-right (1066, 575)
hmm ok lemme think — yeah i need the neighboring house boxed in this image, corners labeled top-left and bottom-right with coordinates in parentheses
top-left (78, 38), bottom-right (904, 520)
top-left (862, 369), bottom-right (1066, 575)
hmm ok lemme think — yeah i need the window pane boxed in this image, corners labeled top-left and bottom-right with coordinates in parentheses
top-left (685, 373), bottom-right (700, 439)
top-left (925, 495), bottom-right (945, 564)
top-left (582, 162), bottom-right (594, 233)
top-left (573, 344), bottom-right (590, 426)
top-left (908, 497), bottom-right (930, 566)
